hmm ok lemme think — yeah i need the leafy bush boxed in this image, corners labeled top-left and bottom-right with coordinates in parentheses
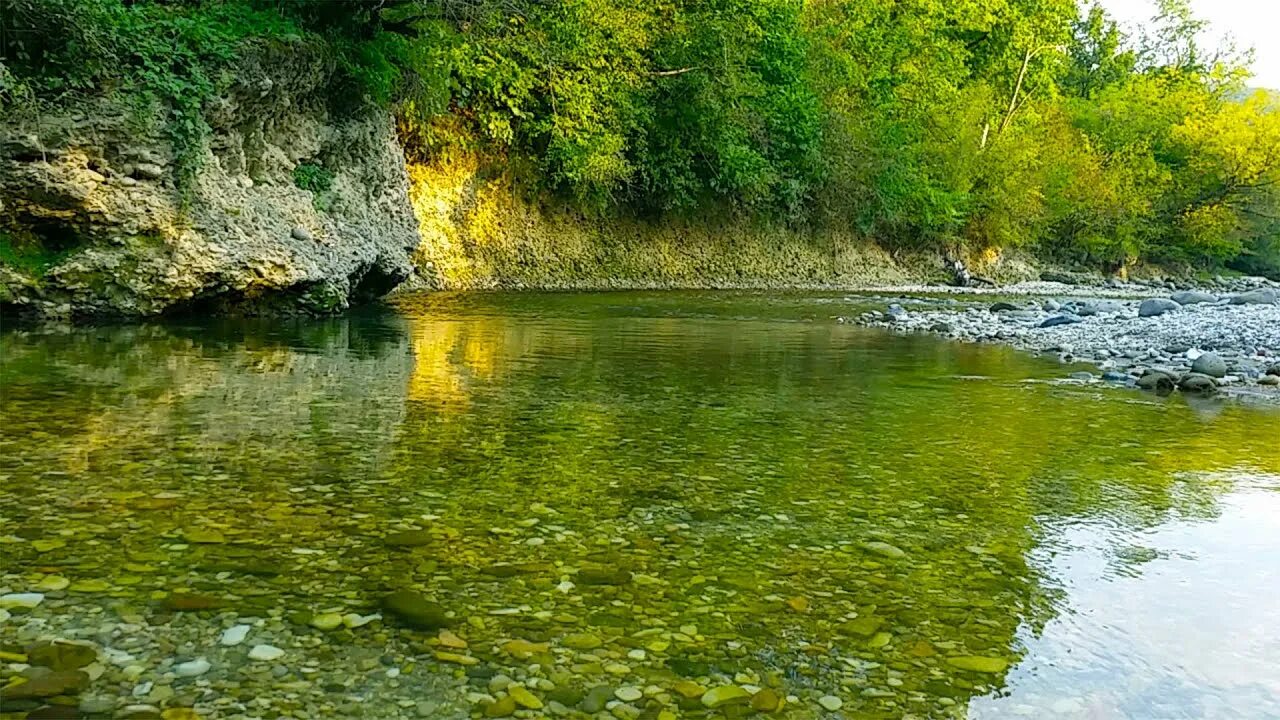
top-left (293, 161), bottom-right (335, 211)
top-left (293, 162), bottom-right (334, 193)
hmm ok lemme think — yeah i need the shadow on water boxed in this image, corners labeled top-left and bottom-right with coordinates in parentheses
top-left (2, 290), bottom-right (1279, 719)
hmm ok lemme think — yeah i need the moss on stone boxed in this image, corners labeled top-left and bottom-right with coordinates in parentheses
top-left (0, 229), bottom-right (68, 278)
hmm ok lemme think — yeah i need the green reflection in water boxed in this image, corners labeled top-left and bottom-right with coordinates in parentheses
top-left (1, 291), bottom-right (1278, 720)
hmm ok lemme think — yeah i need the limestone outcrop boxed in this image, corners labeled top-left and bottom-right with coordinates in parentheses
top-left (0, 44), bottom-right (418, 318)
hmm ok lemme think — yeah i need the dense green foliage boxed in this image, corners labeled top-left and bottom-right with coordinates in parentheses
top-left (0, 229), bottom-right (73, 277)
top-left (293, 161), bottom-right (335, 211)
top-left (3, 0), bottom-right (1279, 274)
top-left (291, 163), bottom-right (330, 192)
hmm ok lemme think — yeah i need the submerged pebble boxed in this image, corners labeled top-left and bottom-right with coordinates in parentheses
top-left (173, 659), bottom-right (211, 677)
top-left (247, 645), bottom-right (285, 662)
top-left (219, 625), bottom-right (251, 646)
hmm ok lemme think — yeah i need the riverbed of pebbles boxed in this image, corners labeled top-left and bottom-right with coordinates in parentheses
top-left (850, 282), bottom-right (1280, 399)
top-left (0, 471), bottom-right (1023, 720)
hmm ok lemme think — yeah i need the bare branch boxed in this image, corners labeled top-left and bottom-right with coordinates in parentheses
top-left (649, 67), bottom-right (701, 77)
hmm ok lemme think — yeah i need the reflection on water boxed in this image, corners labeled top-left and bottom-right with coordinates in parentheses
top-left (1, 291), bottom-right (1279, 720)
top-left (973, 473), bottom-right (1280, 720)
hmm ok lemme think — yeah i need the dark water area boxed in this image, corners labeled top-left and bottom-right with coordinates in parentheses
top-left (2, 291), bottom-right (1279, 719)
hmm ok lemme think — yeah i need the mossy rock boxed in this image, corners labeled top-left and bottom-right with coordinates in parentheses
top-left (381, 589), bottom-right (448, 630)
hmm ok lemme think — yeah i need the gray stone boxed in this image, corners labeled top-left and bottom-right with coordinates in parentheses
top-left (1136, 371), bottom-right (1176, 394)
top-left (1039, 314), bottom-right (1083, 328)
top-left (1268, 363), bottom-right (1280, 377)
top-left (1078, 300), bottom-right (1125, 316)
top-left (1190, 352), bottom-right (1227, 378)
top-left (132, 162), bottom-right (165, 180)
top-left (1178, 373), bottom-right (1218, 394)
top-left (1171, 290), bottom-right (1217, 305)
top-left (1230, 288), bottom-right (1278, 305)
top-left (1138, 298), bottom-right (1180, 317)
top-left (290, 226), bottom-right (314, 242)
top-left (989, 302), bottom-right (1021, 312)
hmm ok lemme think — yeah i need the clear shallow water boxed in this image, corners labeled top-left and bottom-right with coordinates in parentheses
top-left (1, 291), bottom-right (1279, 720)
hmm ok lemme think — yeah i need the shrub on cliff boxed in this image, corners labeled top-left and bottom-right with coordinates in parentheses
top-left (0, 0), bottom-right (304, 183)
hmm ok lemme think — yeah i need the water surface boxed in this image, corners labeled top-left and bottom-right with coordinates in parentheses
top-left (2, 291), bottom-right (1279, 719)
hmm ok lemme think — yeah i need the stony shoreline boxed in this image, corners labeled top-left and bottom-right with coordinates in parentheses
top-left (847, 277), bottom-right (1280, 400)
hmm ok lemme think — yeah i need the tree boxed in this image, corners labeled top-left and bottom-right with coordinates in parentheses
top-left (1063, 3), bottom-right (1135, 99)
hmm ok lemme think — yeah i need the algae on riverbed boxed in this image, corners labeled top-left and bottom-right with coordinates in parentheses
top-left (2, 292), bottom-right (1279, 719)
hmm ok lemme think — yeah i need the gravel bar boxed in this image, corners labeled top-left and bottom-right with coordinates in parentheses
top-left (848, 279), bottom-right (1280, 400)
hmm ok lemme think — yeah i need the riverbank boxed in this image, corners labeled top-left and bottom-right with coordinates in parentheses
top-left (405, 155), bottom-right (973, 293)
top-left (847, 279), bottom-right (1280, 400)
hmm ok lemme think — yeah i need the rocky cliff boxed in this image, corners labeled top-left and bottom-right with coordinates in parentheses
top-left (405, 154), bottom-right (926, 291)
top-left (0, 45), bottom-right (419, 318)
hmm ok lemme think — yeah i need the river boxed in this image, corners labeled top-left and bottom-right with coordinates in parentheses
top-left (2, 291), bottom-right (1279, 719)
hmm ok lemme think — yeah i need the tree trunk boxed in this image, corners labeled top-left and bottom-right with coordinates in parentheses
top-left (998, 47), bottom-right (1033, 136)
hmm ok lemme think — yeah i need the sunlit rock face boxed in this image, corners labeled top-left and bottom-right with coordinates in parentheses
top-left (0, 44), bottom-right (418, 319)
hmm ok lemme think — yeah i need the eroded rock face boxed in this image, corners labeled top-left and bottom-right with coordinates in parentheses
top-left (0, 45), bottom-right (418, 318)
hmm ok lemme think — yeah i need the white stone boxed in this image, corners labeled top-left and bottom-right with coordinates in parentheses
top-left (615, 687), bottom-right (643, 702)
top-left (248, 644), bottom-right (285, 661)
top-left (103, 648), bottom-right (136, 666)
top-left (220, 625), bottom-right (251, 646)
top-left (174, 659), bottom-right (211, 677)
top-left (0, 593), bottom-right (44, 609)
top-left (342, 613), bottom-right (380, 628)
